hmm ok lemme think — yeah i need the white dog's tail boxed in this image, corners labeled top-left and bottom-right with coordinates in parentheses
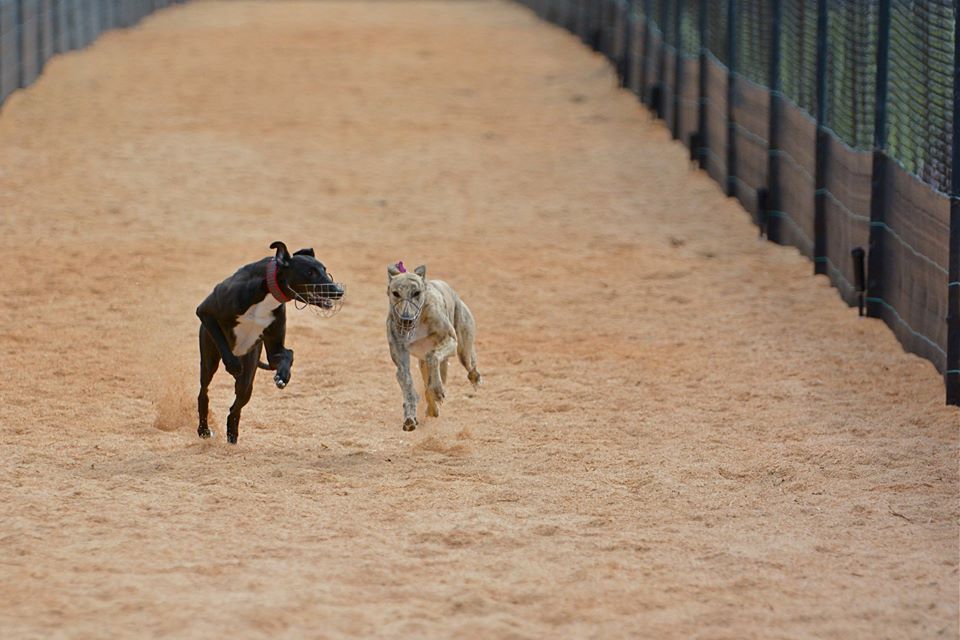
top-left (454, 299), bottom-right (481, 388)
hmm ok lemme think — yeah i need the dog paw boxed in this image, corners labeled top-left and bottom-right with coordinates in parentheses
top-left (427, 404), bottom-right (440, 418)
top-left (468, 370), bottom-right (482, 388)
top-left (430, 383), bottom-right (445, 404)
top-left (197, 425), bottom-right (211, 439)
top-left (402, 417), bottom-right (418, 431)
top-left (274, 373), bottom-right (288, 389)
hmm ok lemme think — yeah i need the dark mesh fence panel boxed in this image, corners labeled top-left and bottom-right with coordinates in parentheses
top-left (70, 0), bottom-right (84, 49)
top-left (774, 104), bottom-right (817, 256)
top-left (875, 1), bottom-right (953, 372)
top-left (704, 57), bottom-right (729, 186)
top-left (825, 0), bottom-right (876, 148)
top-left (676, 0), bottom-right (699, 147)
top-left (780, 0), bottom-right (816, 114)
top-left (731, 0), bottom-right (771, 218)
top-left (878, 166), bottom-right (951, 370)
top-left (0, 0), bottom-right (18, 102)
top-left (821, 137), bottom-right (872, 301)
top-left (702, 1), bottom-right (729, 186)
top-left (737, 0), bottom-right (770, 86)
top-left (40, 0), bottom-right (54, 63)
top-left (657, 1), bottom-right (677, 131)
top-left (55, 0), bottom-right (70, 53)
top-left (887, 1), bottom-right (953, 191)
top-left (627, 2), bottom-right (645, 97)
top-left (642, 5), bottom-right (663, 106)
top-left (819, 0), bottom-right (876, 303)
top-left (0, 0), bottom-right (177, 111)
top-left (771, 0), bottom-right (817, 255)
top-left (677, 0), bottom-right (698, 57)
top-left (705, 0), bottom-right (728, 66)
top-left (21, 0), bottom-right (41, 86)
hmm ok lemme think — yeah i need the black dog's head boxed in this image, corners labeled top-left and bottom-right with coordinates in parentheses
top-left (271, 241), bottom-right (344, 315)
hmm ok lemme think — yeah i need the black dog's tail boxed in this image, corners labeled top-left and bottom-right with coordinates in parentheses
top-left (257, 361), bottom-right (273, 370)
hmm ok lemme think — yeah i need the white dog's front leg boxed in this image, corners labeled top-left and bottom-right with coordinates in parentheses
top-left (390, 340), bottom-right (419, 431)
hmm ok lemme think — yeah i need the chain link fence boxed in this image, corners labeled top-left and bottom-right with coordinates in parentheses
top-left (518, 0), bottom-right (959, 405)
top-left (0, 0), bottom-right (185, 107)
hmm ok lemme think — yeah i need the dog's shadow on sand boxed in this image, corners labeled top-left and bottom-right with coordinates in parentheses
top-left (83, 428), bottom-right (404, 485)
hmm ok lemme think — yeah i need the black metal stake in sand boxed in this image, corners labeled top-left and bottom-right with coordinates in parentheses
top-left (852, 247), bottom-right (866, 317)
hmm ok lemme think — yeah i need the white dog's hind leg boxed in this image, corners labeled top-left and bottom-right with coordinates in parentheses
top-left (427, 335), bottom-right (456, 396)
top-left (455, 301), bottom-right (481, 388)
top-left (419, 359), bottom-right (440, 417)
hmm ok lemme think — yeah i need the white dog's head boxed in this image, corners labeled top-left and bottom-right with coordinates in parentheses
top-left (387, 262), bottom-right (427, 331)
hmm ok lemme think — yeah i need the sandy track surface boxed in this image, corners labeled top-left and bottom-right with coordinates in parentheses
top-left (0, 1), bottom-right (956, 637)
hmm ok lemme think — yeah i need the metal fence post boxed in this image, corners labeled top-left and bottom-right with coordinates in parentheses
top-left (670, 0), bottom-right (682, 139)
top-left (725, 0), bottom-right (737, 197)
top-left (813, 0), bottom-right (829, 274)
top-left (639, 0), bottom-right (651, 104)
top-left (618, 0), bottom-right (634, 87)
top-left (947, 5), bottom-right (960, 405)
top-left (37, 0), bottom-right (44, 74)
top-left (866, 0), bottom-right (891, 319)
top-left (15, 0), bottom-right (24, 88)
top-left (766, 0), bottom-right (782, 243)
top-left (696, 0), bottom-right (707, 169)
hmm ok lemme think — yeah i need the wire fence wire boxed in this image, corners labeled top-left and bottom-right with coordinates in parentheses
top-left (515, 0), bottom-right (960, 405)
top-left (0, 0), bottom-right (184, 107)
top-left (780, 0), bottom-right (818, 114)
top-left (825, 0), bottom-right (876, 150)
top-left (887, 0), bottom-right (953, 191)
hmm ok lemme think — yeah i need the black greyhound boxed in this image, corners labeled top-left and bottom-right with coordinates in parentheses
top-left (196, 241), bottom-right (343, 443)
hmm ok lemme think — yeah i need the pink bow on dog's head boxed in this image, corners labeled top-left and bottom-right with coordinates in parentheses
top-left (395, 261), bottom-right (407, 273)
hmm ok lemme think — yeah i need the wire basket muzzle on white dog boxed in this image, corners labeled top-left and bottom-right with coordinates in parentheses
top-left (391, 299), bottom-right (423, 338)
top-left (293, 282), bottom-right (345, 318)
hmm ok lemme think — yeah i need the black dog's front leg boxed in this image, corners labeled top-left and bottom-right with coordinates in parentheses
top-left (261, 305), bottom-right (293, 389)
top-left (196, 310), bottom-right (243, 378)
top-left (264, 345), bottom-right (294, 389)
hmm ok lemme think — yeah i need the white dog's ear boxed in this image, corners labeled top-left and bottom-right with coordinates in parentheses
top-left (414, 265), bottom-right (427, 278)
top-left (387, 264), bottom-right (402, 279)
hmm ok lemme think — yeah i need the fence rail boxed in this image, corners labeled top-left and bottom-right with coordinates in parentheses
top-left (518, 0), bottom-right (959, 405)
top-left (0, 0), bottom-right (185, 107)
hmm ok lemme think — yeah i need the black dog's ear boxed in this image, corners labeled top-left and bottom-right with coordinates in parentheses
top-left (293, 248), bottom-right (315, 257)
top-left (270, 241), bottom-right (291, 266)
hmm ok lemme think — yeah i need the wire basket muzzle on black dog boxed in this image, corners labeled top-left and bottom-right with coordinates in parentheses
top-left (293, 283), bottom-right (345, 318)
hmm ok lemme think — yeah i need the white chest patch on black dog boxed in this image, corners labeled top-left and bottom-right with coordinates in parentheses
top-left (232, 296), bottom-right (282, 356)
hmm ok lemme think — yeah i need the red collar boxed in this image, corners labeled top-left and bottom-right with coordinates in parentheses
top-left (265, 258), bottom-right (292, 303)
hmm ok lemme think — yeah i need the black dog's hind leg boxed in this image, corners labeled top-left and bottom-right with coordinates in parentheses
top-left (226, 344), bottom-right (261, 444)
top-left (198, 327), bottom-right (221, 439)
